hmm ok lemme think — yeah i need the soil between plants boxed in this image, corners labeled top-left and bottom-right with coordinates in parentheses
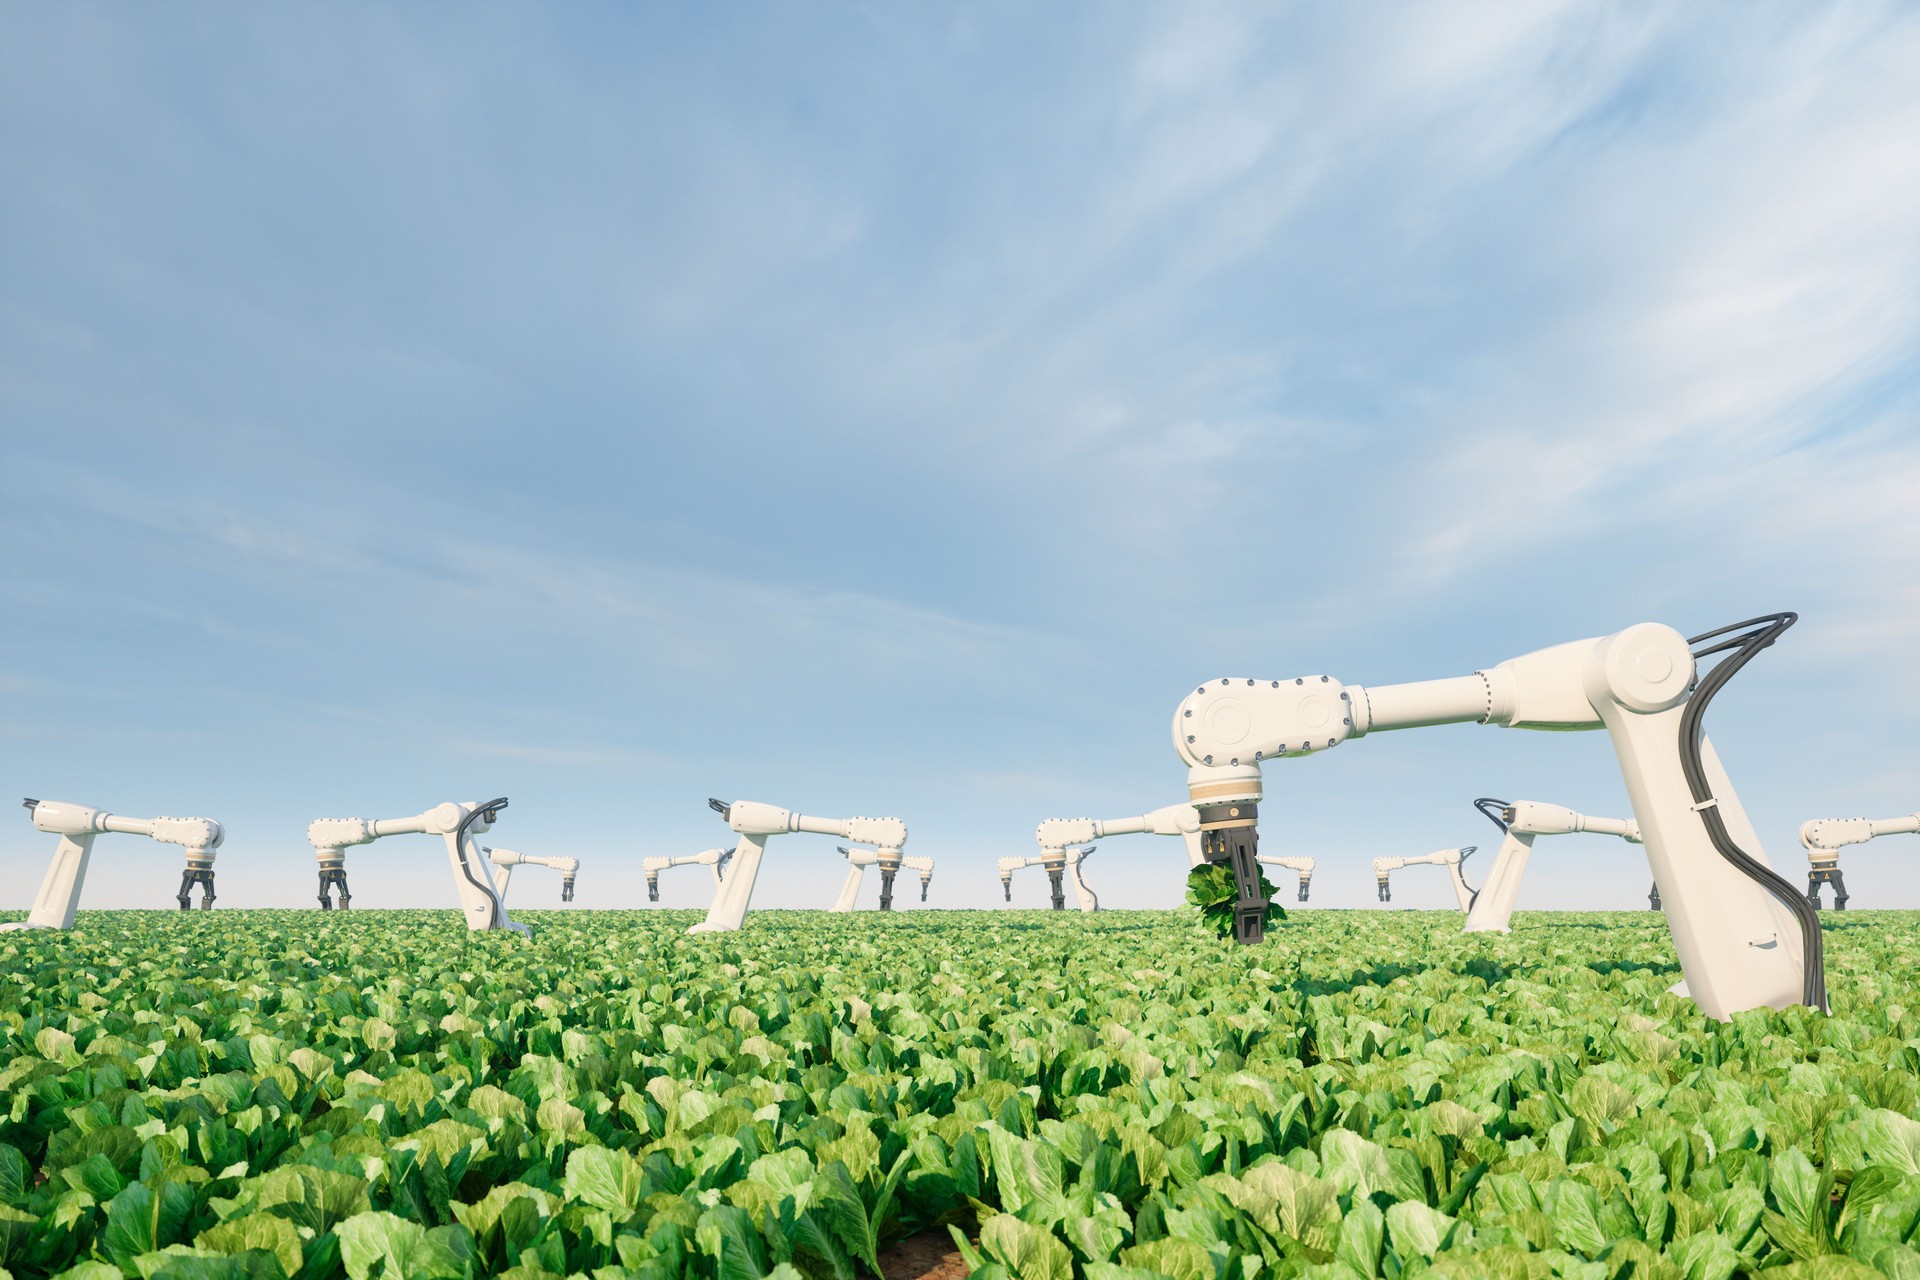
top-left (876, 1230), bottom-right (972, 1279)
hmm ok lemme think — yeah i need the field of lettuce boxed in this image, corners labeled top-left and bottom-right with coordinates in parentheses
top-left (4, 908), bottom-right (1920, 1280)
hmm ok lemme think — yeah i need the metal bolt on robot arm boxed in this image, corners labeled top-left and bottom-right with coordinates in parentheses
top-left (1037, 803), bottom-right (1207, 869)
top-left (692, 799), bottom-right (908, 933)
top-left (642, 847), bottom-right (733, 902)
top-left (1259, 855), bottom-right (1316, 902)
top-left (1462, 798), bottom-right (1641, 933)
top-left (1014, 802), bottom-right (1205, 913)
top-left (999, 845), bottom-right (1100, 911)
top-left (484, 848), bottom-right (579, 902)
top-left (305, 799), bottom-right (527, 935)
top-left (1372, 847), bottom-right (1478, 909)
top-left (1172, 614), bottom-right (1824, 1021)
top-left (1799, 812), bottom-right (1920, 909)
top-left (4, 799), bottom-right (224, 931)
top-left (833, 846), bottom-right (935, 911)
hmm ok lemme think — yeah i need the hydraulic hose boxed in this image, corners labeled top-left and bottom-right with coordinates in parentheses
top-left (1074, 846), bottom-right (1099, 912)
top-left (1458, 845), bottom-right (1480, 911)
top-left (1474, 797), bottom-right (1511, 833)
top-left (455, 798), bottom-right (510, 930)
top-left (1678, 613), bottom-right (1826, 1012)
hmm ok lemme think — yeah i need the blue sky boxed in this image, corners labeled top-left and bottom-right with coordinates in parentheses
top-left (3, 2), bottom-right (1918, 917)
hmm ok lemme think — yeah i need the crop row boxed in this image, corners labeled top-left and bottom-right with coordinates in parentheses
top-left (2, 910), bottom-right (1918, 1279)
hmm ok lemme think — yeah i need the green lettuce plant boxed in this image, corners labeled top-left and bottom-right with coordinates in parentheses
top-left (1185, 861), bottom-right (1284, 939)
top-left (1, 907), bottom-right (1913, 1279)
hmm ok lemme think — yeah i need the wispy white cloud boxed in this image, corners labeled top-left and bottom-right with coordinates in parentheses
top-left (4, 3), bottom-right (1917, 908)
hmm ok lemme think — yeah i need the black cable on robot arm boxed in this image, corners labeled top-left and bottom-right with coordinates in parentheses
top-left (1458, 845), bottom-right (1480, 910)
top-left (1676, 613), bottom-right (1827, 1011)
top-left (1687, 613), bottom-right (1792, 659)
top-left (1474, 798), bottom-right (1512, 833)
top-left (454, 798), bottom-right (510, 931)
top-left (1068, 846), bottom-right (1100, 912)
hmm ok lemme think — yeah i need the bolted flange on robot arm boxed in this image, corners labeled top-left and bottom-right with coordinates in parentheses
top-left (1370, 848), bottom-right (1475, 907)
top-left (5, 799), bottom-right (225, 931)
top-left (832, 847), bottom-right (936, 911)
top-left (691, 799), bottom-right (908, 932)
top-left (642, 846), bottom-right (732, 902)
top-left (484, 848), bottom-right (580, 904)
top-left (998, 853), bottom-right (1043, 902)
top-left (1171, 614), bottom-right (1822, 1022)
top-left (902, 854), bottom-right (935, 902)
top-left (1030, 801), bottom-right (1199, 913)
top-left (999, 845), bottom-right (1095, 911)
top-left (306, 800), bottom-right (526, 935)
top-left (1798, 811), bottom-right (1919, 909)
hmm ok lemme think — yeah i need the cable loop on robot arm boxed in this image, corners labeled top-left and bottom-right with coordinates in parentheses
top-left (453, 798), bottom-right (510, 931)
top-left (1474, 798), bottom-right (1512, 833)
top-left (1687, 612), bottom-right (1797, 660)
top-left (1675, 611), bottom-right (1825, 1012)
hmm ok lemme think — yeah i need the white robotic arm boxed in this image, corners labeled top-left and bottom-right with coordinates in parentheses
top-left (901, 854), bottom-right (935, 904)
top-left (484, 848), bottom-right (579, 903)
top-left (1371, 846), bottom-right (1477, 911)
top-left (642, 846), bottom-right (732, 902)
top-left (832, 846), bottom-right (879, 912)
top-left (305, 799), bottom-right (527, 935)
top-left (1035, 802), bottom-right (1205, 868)
top-left (827, 845), bottom-right (937, 911)
top-left (1798, 812), bottom-right (1919, 909)
top-left (1172, 614), bottom-right (1821, 1021)
top-left (4, 799), bottom-right (224, 931)
top-left (999, 845), bottom-right (1099, 911)
top-left (998, 854), bottom-right (1035, 899)
top-left (1021, 802), bottom-right (1199, 914)
top-left (1258, 855), bottom-right (1315, 902)
top-left (692, 799), bottom-right (909, 932)
top-left (1462, 798), bottom-right (1641, 934)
